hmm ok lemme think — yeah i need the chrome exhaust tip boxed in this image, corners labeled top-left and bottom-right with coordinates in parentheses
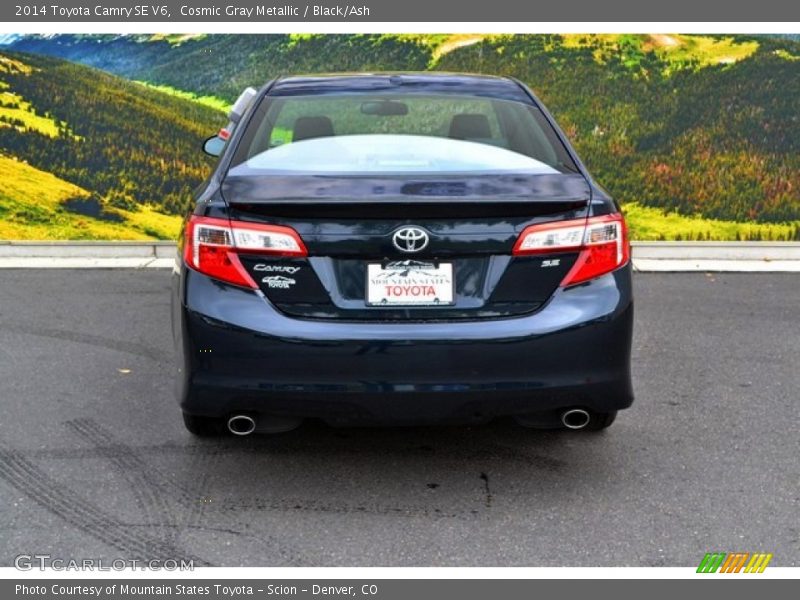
top-left (561, 409), bottom-right (591, 430)
top-left (227, 414), bottom-right (256, 436)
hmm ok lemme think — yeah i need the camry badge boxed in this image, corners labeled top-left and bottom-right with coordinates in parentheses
top-left (392, 227), bottom-right (429, 253)
top-left (254, 264), bottom-right (301, 274)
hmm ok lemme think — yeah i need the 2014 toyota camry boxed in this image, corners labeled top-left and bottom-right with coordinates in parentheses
top-left (171, 73), bottom-right (633, 436)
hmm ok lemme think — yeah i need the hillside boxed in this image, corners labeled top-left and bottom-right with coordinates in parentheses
top-left (2, 34), bottom-right (800, 240)
top-left (6, 33), bottom-right (779, 102)
top-left (0, 49), bottom-right (225, 222)
top-left (8, 33), bottom-right (800, 232)
top-left (0, 155), bottom-right (180, 239)
top-left (7, 34), bottom-right (435, 102)
top-left (436, 35), bottom-right (800, 225)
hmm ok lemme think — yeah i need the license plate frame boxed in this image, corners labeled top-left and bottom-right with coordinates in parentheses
top-left (365, 260), bottom-right (455, 307)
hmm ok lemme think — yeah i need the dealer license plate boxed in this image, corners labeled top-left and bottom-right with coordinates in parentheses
top-left (366, 260), bottom-right (455, 306)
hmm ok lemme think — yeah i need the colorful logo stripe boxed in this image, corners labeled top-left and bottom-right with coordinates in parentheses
top-left (744, 553), bottom-right (773, 573)
top-left (697, 553), bottom-right (726, 573)
top-left (697, 552), bottom-right (772, 573)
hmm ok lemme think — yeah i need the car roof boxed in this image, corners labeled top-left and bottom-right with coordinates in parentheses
top-left (268, 73), bottom-right (534, 103)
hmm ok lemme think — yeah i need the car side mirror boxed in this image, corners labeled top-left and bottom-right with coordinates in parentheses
top-left (203, 135), bottom-right (226, 157)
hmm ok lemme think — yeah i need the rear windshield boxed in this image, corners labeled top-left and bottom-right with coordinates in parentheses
top-left (229, 93), bottom-right (578, 175)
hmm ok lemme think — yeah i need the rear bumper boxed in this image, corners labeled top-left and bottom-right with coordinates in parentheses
top-left (172, 264), bottom-right (634, 425)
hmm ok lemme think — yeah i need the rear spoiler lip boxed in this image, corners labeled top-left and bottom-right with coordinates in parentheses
top-left (228, 197), bottom-right (590, 205)
top-left (220, 172), bottom-right (592, 206)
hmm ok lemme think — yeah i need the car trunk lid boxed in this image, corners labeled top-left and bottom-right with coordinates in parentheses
top-left (221, 172), bottom-right (591, 320)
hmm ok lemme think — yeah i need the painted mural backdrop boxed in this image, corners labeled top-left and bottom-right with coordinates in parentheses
top-left (1, 34), bottom-right (799, 240)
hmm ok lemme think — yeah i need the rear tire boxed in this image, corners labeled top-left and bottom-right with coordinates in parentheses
top-left (584, 410), bottom-right (617, 431)
top-left (182, 412), bottom-right (224, 437)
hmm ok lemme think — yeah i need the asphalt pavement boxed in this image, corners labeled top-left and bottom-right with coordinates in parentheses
top-left (0, 270), bottom-right (797, 567)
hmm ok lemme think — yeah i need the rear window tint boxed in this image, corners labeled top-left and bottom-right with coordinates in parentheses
top-left (231, 93), bottom-right (578, 174)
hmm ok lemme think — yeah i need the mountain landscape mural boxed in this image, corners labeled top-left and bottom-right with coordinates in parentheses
top-left (1, 33), bottom-right (799, 240)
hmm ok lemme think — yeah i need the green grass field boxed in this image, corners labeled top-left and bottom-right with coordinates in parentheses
top-left (559, 34), bottom-right (759, 70)
top-left (623, 203), bottom-right (800, 241)
top-left (0, 155), bottom-right (181, 240)
top-left (0, 55), bottom-right (67, 138)
top-left (132, 81), bottom-right (230, 112)
top-left (0, 90), bottom-right (64, 137)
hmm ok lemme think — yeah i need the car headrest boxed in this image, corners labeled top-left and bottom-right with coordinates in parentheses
top-left (293, 116), bottom-right (335, 142)
top-left (448, 113), bottom-right (492, 140)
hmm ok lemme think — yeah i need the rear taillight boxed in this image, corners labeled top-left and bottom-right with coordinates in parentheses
top-left (184, 215), bottom-right (307, 288)
top-left (513, 213), bottom-right (629, 286)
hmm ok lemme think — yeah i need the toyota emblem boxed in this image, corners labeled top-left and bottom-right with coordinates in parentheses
top-left (392, 227), bottom-right (429, 253)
